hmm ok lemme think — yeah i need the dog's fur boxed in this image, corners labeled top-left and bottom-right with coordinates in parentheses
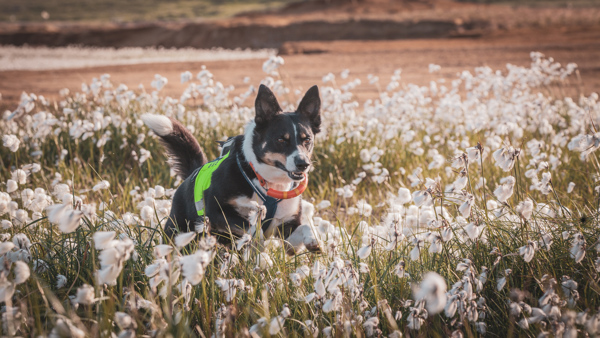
top-left (143, 85), bottom-right (321, 254)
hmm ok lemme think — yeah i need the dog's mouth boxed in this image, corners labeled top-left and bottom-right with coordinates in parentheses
top-left (275, 162), bottom-right (306, 181)
top-left (288, 171), bottom-right (305, 180)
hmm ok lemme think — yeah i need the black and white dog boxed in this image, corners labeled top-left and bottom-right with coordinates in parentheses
top-left (142, 85), bottom-right (321, 254)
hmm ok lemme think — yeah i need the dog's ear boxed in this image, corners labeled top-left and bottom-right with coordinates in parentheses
top-left (297, 85), bottom-right (321, 133)
top-left (255, 84), bottom-right (282, 127)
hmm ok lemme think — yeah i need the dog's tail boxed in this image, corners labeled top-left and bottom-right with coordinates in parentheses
top-left (142, 114), bottom-right (207, 179)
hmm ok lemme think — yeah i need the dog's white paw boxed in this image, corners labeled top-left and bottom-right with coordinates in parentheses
top-left (302, 227), bottom-right (322, 253)
top-left (247, 202), bottom-right (268, 226)
top-left (256, 204), bottom-right (267, 220)
top-left (284, 224), bottom-right (322, 255)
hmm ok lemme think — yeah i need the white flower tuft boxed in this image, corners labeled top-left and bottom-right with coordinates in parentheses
top-left (414, 272), bottom-right (447, 315)
top-left (175, 232), bottom-right (197, 248)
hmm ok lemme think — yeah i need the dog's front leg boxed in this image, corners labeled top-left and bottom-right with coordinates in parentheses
top-left (283, 224), bottom-right (321, 255)
top-left (229, 196), bottom-right (267, 227)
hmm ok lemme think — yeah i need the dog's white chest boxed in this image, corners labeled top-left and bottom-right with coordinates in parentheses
top-left (272, 195), bottom-right (301, 221)
top-left (230, 188), bottom-right (301, 232)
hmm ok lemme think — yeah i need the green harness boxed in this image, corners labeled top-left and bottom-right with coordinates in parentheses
top-left (193, 151), bottom-right (230, 216)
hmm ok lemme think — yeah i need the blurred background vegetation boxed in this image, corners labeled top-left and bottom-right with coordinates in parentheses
top-left (1, 0), bottom-right (598, 23)
top-left (0, 0), bottom-right (296, 22)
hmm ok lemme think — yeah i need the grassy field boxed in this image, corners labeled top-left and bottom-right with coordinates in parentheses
top-left (0, 0), bottom-right (295, 22)
top-left (1, 53), bottom-right (600, 336)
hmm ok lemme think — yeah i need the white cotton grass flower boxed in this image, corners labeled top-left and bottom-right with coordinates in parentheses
top-left (340, 68), bottom-right (350, 79)
top-left (0, 220), bottom-right (13, 229)
top-left (412, 189), bottom-right (432, 207)
top-left (50, 318), bottom-right (85, 338)
top-left (494, 176), bottom-right (516, 203)
top-left (537, 172), bottom-right (552, 195)
top-left (363, 316), bottom-right (380, 337)
top-left (215, 279), bottom-right (245, 303)
top-left (92, 180), bottom-right (110, 192)
top-left (96, 236), bottom-right (134, 285)
top-left (2, 134), bottom-right (20, 152)
top-left (570, 233), bottom-right (586, 264)
top-left (72, 284), bottom-right (96, 306)
top-left (406, 306), bottom-right (426, 330)
top-left (393, 261), bottom-right (405, 278)
top-left (314, 278), bottom-right (326, 298)
top-left (355, 199), bottom-right (372, 217)
top-left (153, 244), bottom-right (173, 258)
top-left (220, 253), bottom-right (240, 276)
top-left (249, 317), bottom-right (268, 336)
top-left (139, 148), bottom-right (151, 164)
top-left (357, 243), bottom-right (372, 260)
top-left (441, 227), bottom-right (453, 242)
top-left (459, 194), bottom-right (474, 217)
top-left (13, 233), bottom-right (31, 250)
top-left (519, 241), bottom-right (537, 263)
top-left (445, 295), bottom-right (458, 318)
top-left (236, 233), bottom-right (252, 251)
top-left (456, 258), bottom-right (471, 272)
top-left (492, 146), bottom-right (521, 172)
top-left (180, 250), bottom-right (212, 285)
top-left (22, 163), bottom-right (41, 174)
top-left (7, 180), bottom-right (18, 193)
top-left (465, 222), bottom-right (483, 240)
top-left (56, 274), bottom-right (68, 289)
top-left (358, 262), bottom-right (370, 274)
top-left (397, 188), bottom-right (412, 204)
top-left (180, 71), bottom-right (193, 84)
top-left (515, 198), bottom-right (534, 220)
top-left (0, 242), bottom-right (15, 256)
top-left (568, 132), bottom-right (600, 160)
top-left (323, 289), bottom-right (343, 313)
top-left (11, 169), bottom-right (27, 184)
top-left (567, 182), bottom-right (575, 193)
top-left (151, 74), bottom-right (168, 91)
top-left (410, 238), bottom-right (423, 261)
top-left (13, 261), bottom-right (30, 284)
top-left (466, 145), bottom-right (482, 162)
top-left (414, 272), bottom-right (447, 315)
top-left (140, 205), bottom-right (154, 222)
top-left (256, 252), bottom-right (273, 270)
top-left (451, 172), bottom-right (468, 191)
top-left (269, 304), bottom-right (291, 335)
top-left (262, 55), bottom-right (284, 75)
top-left (429, 64), bottom-right (441, 73)
top-left (539, 233), bottom-right (553, 251)
top-left (497, 269), bottom-right (512, 291)
top-left (114, 312), bottom-right (134, 330)
top-left (322, 72), bottom-right (335, 84)
top-left (195, 220), bottom-right (207, 233)
top-left (427, 232), bottom-right (443, 254)
top-left (93, 231), bottom-right (116, 250)
top-left (175, 232), bottom-right (196, 248)
top-left (46, 203), bottom-right (83, 233)
top-left (316, 200), bottom-right (331, 210)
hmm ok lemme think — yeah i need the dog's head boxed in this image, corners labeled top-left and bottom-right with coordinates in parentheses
top-left (243, 84), bottom-right (321, 184)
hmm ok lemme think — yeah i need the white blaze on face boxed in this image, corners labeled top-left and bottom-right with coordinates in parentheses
top-left (291, 118), bottom-right (298, 139)
top-left (242, 121), bottom-right (292, 185)
top-left (286, 150), bottom-right (299, 172)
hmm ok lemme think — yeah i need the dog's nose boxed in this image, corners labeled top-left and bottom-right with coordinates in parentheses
top-left (295, 157), bottom-right (310, 171)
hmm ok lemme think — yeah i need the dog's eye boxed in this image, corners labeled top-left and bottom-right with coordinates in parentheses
top-left (302, 138), bottom-right (311, 146)
top-left (277, 138), bottom-right (287, 143)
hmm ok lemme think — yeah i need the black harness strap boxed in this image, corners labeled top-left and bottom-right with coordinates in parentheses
top-left (236, 154), bottom-right (281, 231)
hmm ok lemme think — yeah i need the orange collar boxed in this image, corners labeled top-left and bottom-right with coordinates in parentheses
top-left (248, 161), bottom-right (308, 199)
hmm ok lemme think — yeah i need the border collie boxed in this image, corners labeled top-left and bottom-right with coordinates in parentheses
top-left (142, 85), bottom-right (321, 254)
